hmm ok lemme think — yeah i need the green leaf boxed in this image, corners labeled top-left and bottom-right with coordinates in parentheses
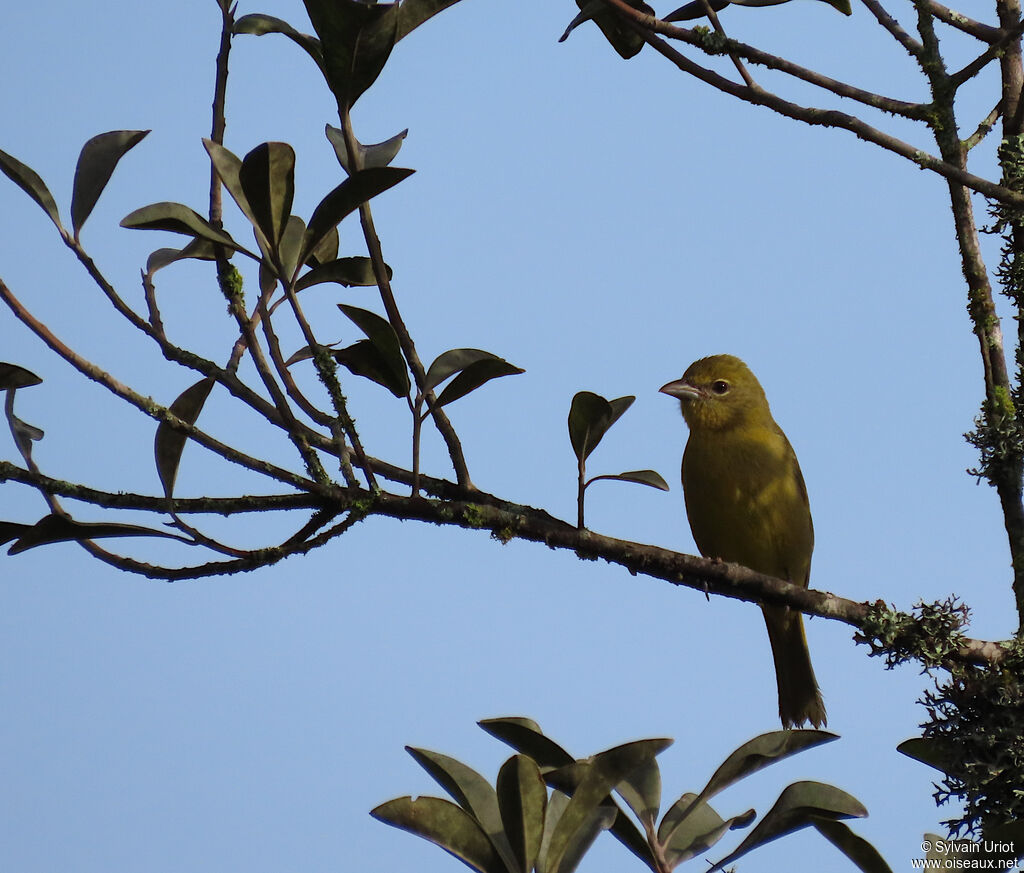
top-left (7, 513), bottom-right (184, 555)
top-left (496, 755), bottom-right (547, 873)
top-left (546, 739), bottom-right (671, 873)
top-left (155, 378), bottom-right (215, 499)
top-left (587, 470), bottom-right (669, 491)
top-left (698, 730), bottom-right (836, 802)
top-left (71, 129), bottom-right (149, 237)
top-left (559, 0), bottom-right (654, 59)
top-left (203, 140), bottom-right (257, 229)
top-left (370, 796), bottom-right (505, 873)
top-left (334, 339), bottom-right (410, 398)
top-left (567, 392), bottom-right (634, 463)
top-left (0, 363), bottom-right (43, 390)
top-left (305, 225), bottom-right (338, 267)
top-left (896, 738), bottom-right (955, 774)
top-left (659, 730), bottom-right (836, 849)
top-left (407, 745), bottom-right (520, 867)
top-left (145, 238), bottom-right (218, 276)
top-left (812, 819), bottom-right (894, 873)
top-left (396, 0), bottom-right (466, 40)
top-left (660, 794), bottom-right (754, 867)
top-left (0, 521), bottom-right (31, 547)
top-left (302, 166), bottom-right (414, 263)
top-left (615, 755), bottom-right (661, 830)
top-left (478, 718), bottom-right (576, 773)
top-left (238, 142), bottom-right (296, 250)
top-left (295, 257), bottom-right (389, 291)
top-left (303, 0), bottom-right (400, 110)
top-left (537, 791), bottom-right (615, 873)
top-left (232, 14), bottom-right (325, 70)
top-left (0, 148), bottom-right (62, 230)
top-left (709, 781), bottom-right (867, 872)
top-left (432, 355), bottom-right (524, 409)
top-left (326, 124), bottom-right (409, 174)
top-left (405, 747), bottom-right (517, 871)
top-left (478, 718), bottom-right (653, 870)
top-left (277, 215), bottom-right (306, 282)
top-left (5, 392), bottom-right (44, 465)
top-left (120, 201), bottom-right (240, 249)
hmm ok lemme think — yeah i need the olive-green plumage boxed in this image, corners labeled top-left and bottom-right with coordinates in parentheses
top-left (660, 355), bottom-right (826, 729)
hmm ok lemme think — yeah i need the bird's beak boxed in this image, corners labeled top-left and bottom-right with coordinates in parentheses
top-left (659, 378), bottom-right (702, 401)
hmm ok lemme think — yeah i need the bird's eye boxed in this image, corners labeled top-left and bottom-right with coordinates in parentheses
top-left (711, 380), bottom-right (730, 395)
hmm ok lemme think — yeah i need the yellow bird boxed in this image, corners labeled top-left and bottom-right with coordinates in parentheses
top-left (660, 355), bottom-right (826, 729)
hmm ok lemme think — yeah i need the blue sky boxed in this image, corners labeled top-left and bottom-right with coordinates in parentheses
top-left (0, 1), bottom-right (1015, 871)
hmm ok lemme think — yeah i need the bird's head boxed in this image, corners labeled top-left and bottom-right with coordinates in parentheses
top-left (659, 354), bottom-right (771, 432)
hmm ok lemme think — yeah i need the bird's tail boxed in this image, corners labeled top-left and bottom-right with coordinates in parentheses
top-left (762, 605), bottom-right (827, 729)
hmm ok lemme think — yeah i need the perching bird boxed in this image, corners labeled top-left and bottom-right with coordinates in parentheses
top-left (660, 355), bottom-right (826, 728)
top-left (664, 0), bottom-right (851, 23)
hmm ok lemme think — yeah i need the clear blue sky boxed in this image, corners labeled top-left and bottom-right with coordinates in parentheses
top-left (1, 1), bottom-right (1013, 871)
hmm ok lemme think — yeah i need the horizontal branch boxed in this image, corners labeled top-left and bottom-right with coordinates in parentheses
top-left (1, 460), bottom-right (1005, 666)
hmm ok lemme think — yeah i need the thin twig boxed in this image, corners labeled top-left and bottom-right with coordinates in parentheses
top-left (0, 278), bottom-right (320, 493)
top-left (963, 102), bottom-right (1002, 150)
top-left (618, 14), bottom-right (1024, 206)
top-left (337, 105), bottom-right (474, 489)
top-left (918, 0), bottom-right (1001, 42)
top-left (950, 20), bottom-right (1024, 90)
top-left (860, 0), bottom-right (926, 56)
top-left (617, 0), bottom-right (930, 119)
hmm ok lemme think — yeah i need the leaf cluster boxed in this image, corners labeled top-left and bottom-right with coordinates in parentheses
top-left (374, 717), bottom-right (891, 873)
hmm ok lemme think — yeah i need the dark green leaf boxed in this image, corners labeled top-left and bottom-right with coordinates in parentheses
top-left (396, 0), bottom-right (465, 40)
top-left (232, 14), bottom-right (325, 70)
top-left (334, 339), bottom-right (410, 398)
top-left (559, 0), bottom-right (654, 59)
top-left (661, 795), bottom-right (754, 867)
top-left (8, 513), bottom-right (185, 555)
top-left (545, 739), bottom-right (671, 873)
top-left (326, 124), bottom-right (408, 174)
top-left (497, 755), bottom-right (547, 873)
top-left (277, 215), bottom-right (306, 281)
top-left (5, 395), bottom-right (44, 464)
top-left (370, 795), bottom-right (505, 873)
top-left (238, 142), bottom-right (296, 250)
top-left (709, 781), bottom-right (868, 872)
top-left (0, 363), bottom-right (43, 390)
top-left (896, 738), bottom-right (955, 774)
top-left (305, 225), bottom-right (338, 267)
top-left (812, 818), bottom-right (894, 873)
top-left (0, 521), bottom-right (31, 547)
top-left (295, 257), bottom-right (389, 291)
top-left (120, 202), bottom-right (240, 250)
top-left (203, 139), bottom-right (258, 231)
top-left (614, 755), bottom-right (660, 830)
top-left (568, 392), bottom-right (633, 463)
top-left (478, 718), bottom-right (575, 773)
top-left (303, 0), bottom-right (399, 110)
top-left (434, 357), bottom-right (524, 409)
top-left (145, 238), bottom-right (218, 276)
top-left (155, 378), bottom-right (215, 499)
top-left (0, 148), bottom-right (62, 230)
top-left (537, 791), bottom-right (615, 873)
top-left (302, 167), bottom-right (414, 262)
top-left (659, 730), bottom-right (836, 849)
top-left (405, 747), bottom-right (517, 870)
top-left (587, 470), bottom-right (669, 491)
top-left (338, 304), bottom-right (405, 364)
top-left (71, 130), bottom-right (149, 237)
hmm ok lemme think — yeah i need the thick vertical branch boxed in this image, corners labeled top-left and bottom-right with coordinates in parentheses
top-left (917, 2), bottom-right (1024, 626)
